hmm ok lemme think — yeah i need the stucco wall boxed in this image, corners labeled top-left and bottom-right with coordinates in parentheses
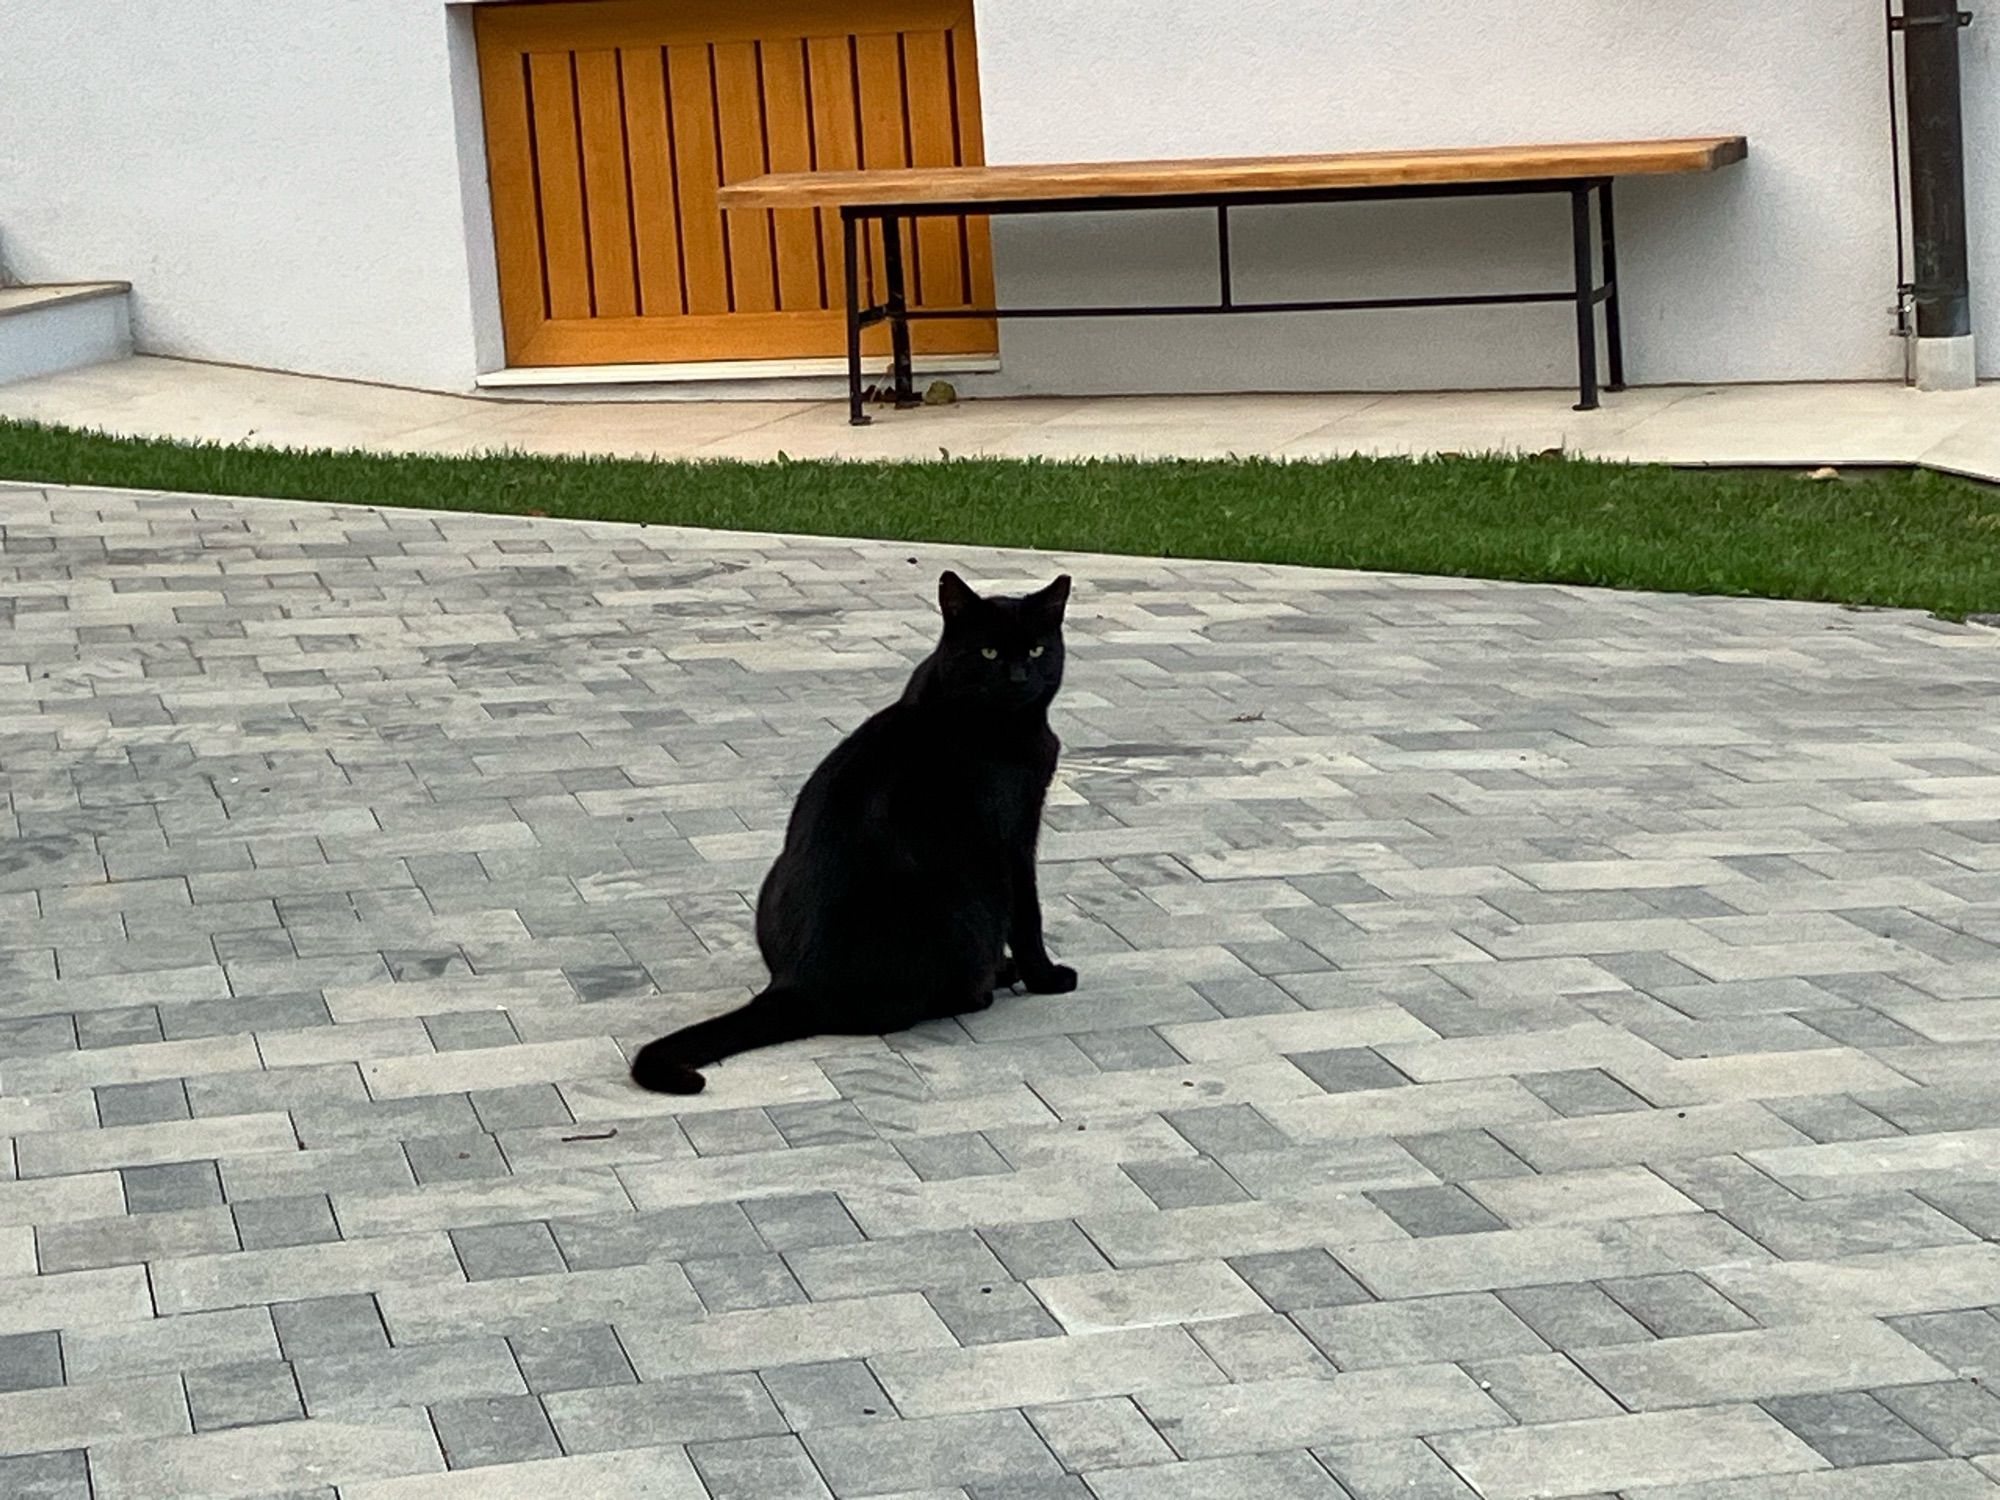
top-left (0, 0), bottom-right (492, 391)
top-left (0, 1), bottom-right (1990, 393)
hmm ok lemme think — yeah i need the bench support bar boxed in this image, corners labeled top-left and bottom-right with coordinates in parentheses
top-left (842, 177), bottom-right (1625, 423)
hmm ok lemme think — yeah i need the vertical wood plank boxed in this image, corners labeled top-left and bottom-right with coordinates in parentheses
top-left (528, 51), bottom-right (594, 320)
top-left (666, 44), bottom-right (730, 314)
top-left (948, 19), bottom-right (997, 312)
top-left (574, 49), bottom-right (639, 318)
top-left (853, 33), bottom-right (911, 307)
top-left (711, 40), bottom-right (777, 314)
top-left (805, 36), bottom-right (861, 311)
top-left (620, 45), bottom-right (683, 316)
top-left (899, 29), bottom-right (963, 307)
top-left (761, 41), bottom-right (823, 310)
top-left (475, 27), bottom-right (550, 358)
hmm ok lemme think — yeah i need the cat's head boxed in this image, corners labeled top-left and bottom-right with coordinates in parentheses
top-left (930, 571), bottom-right (1071, 710)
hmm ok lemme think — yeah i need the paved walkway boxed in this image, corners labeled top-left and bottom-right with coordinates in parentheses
top-left (2, 357), bottom-right (1998, 476)
top-left (3, 480), bottom-right (2000, 1500)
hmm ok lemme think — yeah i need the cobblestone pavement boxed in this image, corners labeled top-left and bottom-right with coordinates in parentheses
top-left (3, 481), bottom-right (2000, 1500)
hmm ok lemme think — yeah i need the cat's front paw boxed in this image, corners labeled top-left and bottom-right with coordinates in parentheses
top-left (1023, 963), bottom-right (1077, 995)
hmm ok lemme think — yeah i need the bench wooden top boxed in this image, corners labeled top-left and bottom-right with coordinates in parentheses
top-left (718, 136), bottom-right (1747, 210)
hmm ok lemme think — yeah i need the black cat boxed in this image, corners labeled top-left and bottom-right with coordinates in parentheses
top-left (629, 571), bottom-right (1078, 1094)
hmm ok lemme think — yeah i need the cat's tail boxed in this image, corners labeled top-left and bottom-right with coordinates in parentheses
top-left (628, 988), bottom-right (810, 1095)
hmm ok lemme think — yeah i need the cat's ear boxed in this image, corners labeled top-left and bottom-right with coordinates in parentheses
top-left (938, 571), bottom-right (979, 622)
top-left (1031, 575), bottom-right (1072, 621)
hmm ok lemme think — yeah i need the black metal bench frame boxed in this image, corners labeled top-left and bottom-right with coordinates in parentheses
top-left (841, 177), bottom-right (1624, 425)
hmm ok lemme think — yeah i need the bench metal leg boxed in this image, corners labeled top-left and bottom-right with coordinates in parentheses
top-left (881, 213), bottom-right (919, 409)
top-left (843, 210), bottom-right (870, 426)
top-left (1598, 180), bottom-right (1626, 392)
top-left (1570, 185), bottom-right (1600, 412)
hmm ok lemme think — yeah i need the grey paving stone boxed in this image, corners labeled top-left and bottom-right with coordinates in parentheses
top-left (1123, 1160), bottom-right (1250, 1210)
top-left (78, 1004), bottom-right (164, 1049)
top-left (680, 1107), bottom-right (790, 1157)
top-left (235, 1194), bottom-right (341, 1252)
top-left (0, 1449), bottom-right (90, 1500)
top-left (1026, 1394), bottom-right (1176, 1471)
top-left (687, 1252), bottom-right (809, 1313)
top-left (1225, 1249), bottom-right (1373, 1313)
top-left (895, 1131), bottom-right (1016, 1181)
top-left (1920, 1184), bottom-right (2000, 1240)
top-left (928, 1283), bottom-right (1066, 1345)
top-left (509, 1323), bottom-right (637, 1394)
top-left (185, 1359), bottom-right (306, 1430)
top-left (970, 1478), bottom-right (1095, 1500)
top-left (1188, 1313), bottom-right (1335, 1381)
top-left (1287, 1046), bottom-right (1413, 1095)
top-left (1765, 1094), bottom-right (1905, 1145)
top-left (1073, 1028), bottom-right (1184, 1072)
top-left (981, 1221), bottom-right (1113, 1281)
top-left (122, 1158), bottom-right (224, 1213)
top-left (424, 1010), bottom-right (521, 1051)
top-left (37, 1205), bottom-right (239, 1272)
top-left (1575, 1321), bottom-right (1952, 1410)
top-left (1760, 1391), bottom-right (1944, 1467)
top-left (271, 1295), bottom-right (389, 1359)
top-left (1364, 1184), bottom-right (1506, 1238)
top-left (1521, 1067), bottom-right (1652, 1117)
top-left (1138, 1365), bottom-right (1508, 1458)
top-left (405, 1132), bottom-right (511, 1184)
top-left (1163, 1104), bottom-right (1293, 1157)
top-left (1728, 1192), bottom-right (1978, 1260)
top-left (1399, 1128), bottom-right (1535, 1182)
top-left (0, 1013), bottom-right (77, 1059)
top-left (742, 1192), bottom-right (865, 1251)
top-left (96, 1077), bottom-right (192, 1127)
top-left (762, 1358), bottom-right (899, 1430)
top-left (429, 1394), bottom-right (562, 1468)
top-left (1864, 1381), bottom-right (2000, 1462)
top-left (1088, 1450), bottom-right (1344, 1498)
top-left (1601, 1273), bottom-right (1759, 1338)
top-left (450, 1221), bottom-right (566, 1281)
top-left (788, 1229), bottom-right (1011, 1300)
top-left (1295, 1291), bottom-right (1546, 1369)
top-left (1314, 1437), bottom-right (1479, 1499)
top-left (294, 1338), bottom-right (526, 1416)
top-left (1464, 1351), bottom-right (1624, 1424)
top-left (545, 1371), bottom-right (787, 1453)
top-left (0, 1330), bottom-right (64, 1393)
top-left (552, 1202), bottom-right (764, 1269)
top-left (804, 1409), bottom-right (1063, 1495)
top-left (768, 1099), bottom-right (879, 1148)
top-left (1497, 1283), bottom-right (1656, 1349)
top-left (689, 1433), bottom-right (835, 1500)
top-left (1888, 1310), bottom-right (2000, 1381)
top-left (470, 1083), bottom-right (573, 1132)
top-left (1435, 1405), bottom-right (1824, 1497)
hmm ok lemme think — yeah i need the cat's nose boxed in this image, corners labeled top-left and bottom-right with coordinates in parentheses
top-left (1008, 664), bottom-right (1028, 683)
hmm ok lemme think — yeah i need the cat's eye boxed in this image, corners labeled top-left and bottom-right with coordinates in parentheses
top-left (1028, 646), bottom-right (1045, 658)
top-left (980, 647), bottom-right (998, 660)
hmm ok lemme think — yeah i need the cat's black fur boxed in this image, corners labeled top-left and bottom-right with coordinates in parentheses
top-left (629, 571), bottom-right (1077, 1094)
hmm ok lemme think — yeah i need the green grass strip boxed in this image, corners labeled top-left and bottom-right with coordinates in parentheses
top-left (3, 417), bottom-right (1997, 618)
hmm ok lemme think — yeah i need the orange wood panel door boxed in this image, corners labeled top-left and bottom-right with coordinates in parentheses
top-left (474, 0), bottom-right (998, 368)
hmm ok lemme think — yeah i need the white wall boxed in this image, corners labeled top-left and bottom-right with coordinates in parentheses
top-left (0, 0), bottom-right (1991, 394)
top-left (0, 0), bottom-right (491, 391)
top-left (972, 0), bottom-right (1997, 392)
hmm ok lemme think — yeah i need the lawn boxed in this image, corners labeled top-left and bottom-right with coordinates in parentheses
top-left (3, 417), bottom-right (1998, 619)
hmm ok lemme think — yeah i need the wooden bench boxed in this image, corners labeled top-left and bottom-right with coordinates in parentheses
top-left (718, 137), bottom-right (1748, 424)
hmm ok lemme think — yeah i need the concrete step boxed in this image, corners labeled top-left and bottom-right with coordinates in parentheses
top-left (0, 282), bottom-right (133, 385)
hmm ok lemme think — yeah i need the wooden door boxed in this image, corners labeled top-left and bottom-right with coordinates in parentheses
top-left (474, 0), bottom-right (998, 368)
